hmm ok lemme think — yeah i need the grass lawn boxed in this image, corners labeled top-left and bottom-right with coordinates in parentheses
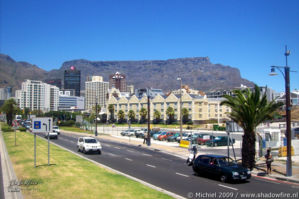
top-left (3, 131), bottom-right (173, 199)
top-left (60, 126), bottom-right (93, 134)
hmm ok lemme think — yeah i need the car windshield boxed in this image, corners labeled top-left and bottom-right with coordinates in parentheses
top-left (53, 126), bottom-right (58, 129)
top-left (217, 157), bottom-right (236, 166)
top-left (85, 139), bottom-right (97, 143)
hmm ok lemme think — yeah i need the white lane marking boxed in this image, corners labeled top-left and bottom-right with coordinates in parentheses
top-left (142, 153), bottom-right (152, 156)
top-left (218, 184), bottom-right (238, 191)
top-left (113, 147), bottom-right (121, 149)
top-left (125, 158), bottom-right (133, 161)
top-left (146, 164), bottom-right (156, 168)
top-left (127, 150), bottom-right (135, 153)
top-left (175, 172), bottom-right (189, 177)
top-left (162, 157), bottom-right (172, 161)
top-left (104, 144), bottom-right (111, 147)
top-left (105, 152), bottom-right (118, 157)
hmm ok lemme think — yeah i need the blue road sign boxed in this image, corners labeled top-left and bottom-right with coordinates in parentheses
top-left (34, 121), bottom-right (41, 129)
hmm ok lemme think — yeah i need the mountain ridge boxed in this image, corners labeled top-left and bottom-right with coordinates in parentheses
top-left (0, 54), bottom-right (254, 94)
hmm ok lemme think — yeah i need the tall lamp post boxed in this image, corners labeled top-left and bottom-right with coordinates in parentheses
top-left (177, 77), bottom-right (183, 142)
top-left (269, 45), bottom-right (293, 176)
top-left (95, 96), bottom-right (98, 137)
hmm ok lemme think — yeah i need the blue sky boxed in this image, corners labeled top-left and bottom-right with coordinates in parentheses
top-left (1, 0), bottom-right (298, 92)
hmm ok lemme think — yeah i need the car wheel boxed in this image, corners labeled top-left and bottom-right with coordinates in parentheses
top-left (214, 143), bottom-right (218, 147)
top-left (98, 150), bottom-right (101, 155)
top-left (83, 148), bottom-right (86, 154)
top-left (77, 147), bottom-right (81, 152)
top-left (220, 175), bottom-right (227, 183)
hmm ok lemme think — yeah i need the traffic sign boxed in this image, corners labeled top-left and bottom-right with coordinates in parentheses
top-left (32, 117), bottom-right (53, 133)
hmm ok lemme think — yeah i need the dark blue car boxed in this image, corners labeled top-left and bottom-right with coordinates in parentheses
top-left (192, 155), bottom-right (251, 183)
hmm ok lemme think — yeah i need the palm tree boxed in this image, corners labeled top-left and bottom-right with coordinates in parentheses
top-left (166, 107), bottom-right (175, 124)
top-left (0, 99), bottom-right (18, 126)
top-left (153, 110), bottom-right (161, 124)
top-left (128, 110), bottom-right (136, 123)
top-left (117, 110), bottom-right (125, 123)
top-left (108, 104), bottom-right (115, 122)
top-left (139, 107), bottom-right (147, 123)
top-left (182, 108), bottom-right (189, 124)
top-left (221, 85), bottom-right (283, 170)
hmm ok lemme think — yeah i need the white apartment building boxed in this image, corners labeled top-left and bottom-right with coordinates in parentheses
top-left (15, 80), bottom-right (59, 112)
top-left (85, 76), bottom-right (109, 111)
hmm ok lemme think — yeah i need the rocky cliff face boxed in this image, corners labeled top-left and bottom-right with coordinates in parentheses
top-left (0, 54), bottom-right (254, 94)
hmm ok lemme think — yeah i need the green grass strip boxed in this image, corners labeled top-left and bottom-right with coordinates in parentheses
top-left (3, 131), bottom-right (173, 199)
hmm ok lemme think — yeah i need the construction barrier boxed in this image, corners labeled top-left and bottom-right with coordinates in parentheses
top-left (278, 146), bottom-right (295, 157)
top-left (180, 140), bottom-right (190, 148)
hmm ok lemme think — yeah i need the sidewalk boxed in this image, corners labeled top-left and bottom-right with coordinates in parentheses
top-left (61, 130), bottom-right (299, 184)
top-left (0, 130), bottom-right (23, 199)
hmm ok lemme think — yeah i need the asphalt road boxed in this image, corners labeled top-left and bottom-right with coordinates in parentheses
top-left (36, 132), bottom-right (298, 199)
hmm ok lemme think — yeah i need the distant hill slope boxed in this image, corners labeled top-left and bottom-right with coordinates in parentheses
top-left (0, 54), bottom-right (254, 94)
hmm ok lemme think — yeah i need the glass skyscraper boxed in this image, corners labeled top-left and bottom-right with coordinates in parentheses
top-left (64, 66), bottom-right (81, 96)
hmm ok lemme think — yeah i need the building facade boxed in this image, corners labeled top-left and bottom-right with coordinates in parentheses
top-left (45, 79), bottom-right (62, 89)
top-left (85, 76), bottom-right (109, 111)
top-left (109, 72), bottom-right (126, 92)
top-left (0, 87), bottom-right (12, 100)
top-left (64, 66), bottom-right (81, 96)
top-left (15, 80), bottom-right (59, 112)
top-left (107, 93), bottom-right (231, 124)
top-left (58, 91), bottom-right (84, 111)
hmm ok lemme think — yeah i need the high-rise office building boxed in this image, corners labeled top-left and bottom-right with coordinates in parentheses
top-left (109, 72), bottom-right (126, 92)
top-left (0, 86), bottom-right (12, 100)
top-left (85, 76), bottom-right (109, 111)
top-left (64, 66), bottom-right (81, 96)
top-left (45, 79), bottom-right (62, 89)
top-left (15, 80), bottom-right (59, 112)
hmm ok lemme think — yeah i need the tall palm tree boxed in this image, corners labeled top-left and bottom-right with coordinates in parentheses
top-left (139, 108), bottom-right (147, 123)
top-left (182, 108), bottom-right (189, 124)
top-left (154, 110), bottom-right (161, 124)
top-left (108, 104), bottom-right (115, 121)
top-left (221, 85), bottom-right (283, 170)
top-left (128, 110), bottom-right (136, 122)
top-left (166, 107), bottom-right (175, 124)
top-left (117, 110), bottom-right (125, 123)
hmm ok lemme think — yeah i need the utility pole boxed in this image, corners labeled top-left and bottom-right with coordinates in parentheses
top-left (95, 97), bottom-right (98, 136)
top-left (147, 89), bottom-right (151, 146)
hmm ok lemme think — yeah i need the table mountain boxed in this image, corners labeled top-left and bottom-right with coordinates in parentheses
top-left (0, 54), bottom-right (254, 94)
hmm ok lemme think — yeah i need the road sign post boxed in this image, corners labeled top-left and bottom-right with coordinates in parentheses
top-left (32, 117), bottom-right (53, 167)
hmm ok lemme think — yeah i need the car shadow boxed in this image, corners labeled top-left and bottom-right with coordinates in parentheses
top-left (193, 172), bottom-right (250, 184)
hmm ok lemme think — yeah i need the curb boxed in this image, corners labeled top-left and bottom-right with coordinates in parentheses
top-left (0, 132), bottom-right (23, 199)
top-left (36, 132), bottom-right (186, 199)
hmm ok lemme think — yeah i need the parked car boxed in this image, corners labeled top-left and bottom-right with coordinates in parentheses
top-left (176, 132), bottom-right (192, 142)
top-left (135, 129), bottom-right (146, 138)
top-left (121, 129), bottom-right (135, 136)
top-left (158, 132), bottom-right (175, 141)
top-left (206, 136), bottom-right (235, 147)
top-left (45, 131), bottom-right (58, 139)
top-left (77, 137), bottom-right (102, 154)
top-left (167, 133), bottom-right (180, 142)
top-left (197, 134), bottom-right (215, 145)
top-left (53, 126), bottom-right (60, 135)
top-left (192, 154), bottom-right (251, 182)
top-left (153, 132), bottom-right (164, 140)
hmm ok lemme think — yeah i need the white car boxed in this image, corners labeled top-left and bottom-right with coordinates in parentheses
top-left (77, 137), bottom-right (102, 154)
top-left (45, 131), bottom-right (58, 139)
top-left (53, 126), bottom-right (60, 134)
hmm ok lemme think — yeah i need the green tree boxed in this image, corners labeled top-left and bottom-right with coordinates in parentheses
top-left (117, 110), bottom-right (125, 123)
top-left (128, 110), bottom-right (136, 123)
top-left (220, 85), bottom-right (283, 170)
top-left (153, 110), bottom-right (162, 124)
top-left (1, 99), bottom-right (18, 126)
top-left (108, 104), bottom-right (115, 122)
top-left (182, 108), bottom-right (189, 124)
top-left (166, 107), bottom-right (175, 124)
top-left (139, 107), bottom-right (147, 123)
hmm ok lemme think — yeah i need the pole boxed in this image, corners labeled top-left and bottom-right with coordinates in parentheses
top-left (285, 45), bottom-right (292, 176)
top-left (48, 119), bottom-right (51, 166)
top-left (179, 78), bottom-right (183, 142)
top-left (95, 99), bottom-right (98, 137)
top-left (34, 133), bottom-right (36, 167)
top-left (14, 129), bottom-right (16, 146)
top-left (147, 90), bottom-right (151, 146)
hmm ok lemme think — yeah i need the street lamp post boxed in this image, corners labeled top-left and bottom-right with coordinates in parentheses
top-left (95, 97), bottom-right (98, 137)
top-left (177, 77), bottom-right (183, 142)
top-left (269, 45), bottom-right (292, 176)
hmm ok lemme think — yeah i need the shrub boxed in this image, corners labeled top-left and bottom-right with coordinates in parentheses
top-left (1, 125), bottom-right (12, 132)
top-left (19, 127), bottom-right (27, 132)
top-left (59, 120), bottom-right (75, 127)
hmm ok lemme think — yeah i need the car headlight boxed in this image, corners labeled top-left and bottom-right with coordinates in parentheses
top-left (247, 170), bottom-right (251, 175)
top-left (232, 172), bottom-right (239, 176)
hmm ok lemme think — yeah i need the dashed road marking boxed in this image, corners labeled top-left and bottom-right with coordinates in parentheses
top-left (113, 147), bottom-right (121, 149)
top-left (125, 158), bottom-right (133, 161)
top-left (142, 153), bottom-right (152, 156)
top-left (218, 184), bottom-right (238, 191)
top-left (146, 164), bottom-right (156, 168)
top-left (175, 172), bottom-right (189, 177)
top-left (127, 150), bottom-right (135, 153)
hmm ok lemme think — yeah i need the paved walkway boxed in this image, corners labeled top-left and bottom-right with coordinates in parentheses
top-left (0, 129), bottom-right (23, 199)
